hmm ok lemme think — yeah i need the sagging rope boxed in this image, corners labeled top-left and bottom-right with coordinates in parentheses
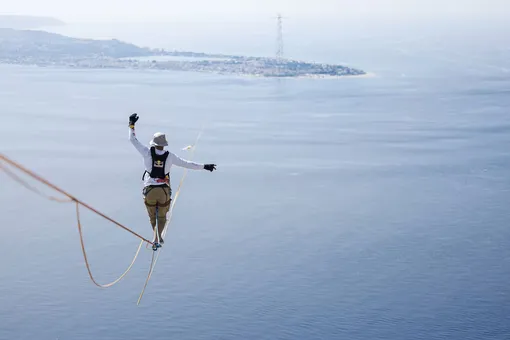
top-left (0, 154), bottom-right (153, 244)
top-left (137, 126), bottom-right (204, 305)
top-left (0, 162), bottom-right (73, 203)
top-left (1, 124), bottom-right (205, 300)
top-left (0, 153), bottom-right (154, 288)
top-left (75, 202), bottom-right (145, 288)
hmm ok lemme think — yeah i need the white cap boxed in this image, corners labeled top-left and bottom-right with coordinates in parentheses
top-left (149, 132), bottom-right (168, 147)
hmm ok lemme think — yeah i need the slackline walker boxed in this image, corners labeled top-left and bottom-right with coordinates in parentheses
top-left (0, 113), bottom-right (216, 304)
top-left (127, 113), bottom-right (215, 304)
top-left (127, 113), bottom-right (216, 250)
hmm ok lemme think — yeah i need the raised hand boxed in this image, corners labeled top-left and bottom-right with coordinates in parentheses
top-left (204, 164), bottom-right (217, 172)
top-left (129, 113), bottom-right (139, 127)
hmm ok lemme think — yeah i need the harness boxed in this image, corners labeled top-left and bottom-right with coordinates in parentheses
top-left (142, 147), bottom-right (170, 184)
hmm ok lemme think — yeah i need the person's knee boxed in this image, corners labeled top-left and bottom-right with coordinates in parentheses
top-left (149, 217), bottom-right (157, 227)
top-left (157, 215), bottom-right (167, 228)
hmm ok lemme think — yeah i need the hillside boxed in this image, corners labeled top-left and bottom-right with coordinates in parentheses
top-left (0, 28), bottom-right (152, 58)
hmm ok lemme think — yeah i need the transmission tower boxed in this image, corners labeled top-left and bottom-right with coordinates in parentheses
top-left (276, 13), bottom-right (284, 61)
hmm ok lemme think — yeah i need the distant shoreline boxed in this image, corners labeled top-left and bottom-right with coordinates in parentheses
top-left (294, 72), bottom-right (377, 79)
top-left (0, 25), bottom-right (368, 79)
top-left (241, 71), bottom-right (377, 79)
top-left (0, 60), bottom-right (374, 80)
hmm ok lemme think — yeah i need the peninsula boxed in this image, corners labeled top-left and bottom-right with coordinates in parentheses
top-left (0, 27), bottom-right (366, 78)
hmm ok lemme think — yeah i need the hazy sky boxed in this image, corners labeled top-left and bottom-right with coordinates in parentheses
top-left (2, 0), bottom-right (509, 22)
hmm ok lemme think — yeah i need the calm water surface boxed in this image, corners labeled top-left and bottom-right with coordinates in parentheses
top-left (0, 32), bottom-right (509, 339)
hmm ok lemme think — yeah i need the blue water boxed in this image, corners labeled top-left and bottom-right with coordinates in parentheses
top-left (1, 25), bottom-right (510, 339)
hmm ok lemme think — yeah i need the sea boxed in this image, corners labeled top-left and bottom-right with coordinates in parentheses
top-left (0, 19), bottom-right (509, 340)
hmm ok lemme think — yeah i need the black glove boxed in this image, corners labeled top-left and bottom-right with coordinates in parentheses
top-left (129, 113), bottom-right (139, 127)
top-left (204, 164), bottom-right (216, 172)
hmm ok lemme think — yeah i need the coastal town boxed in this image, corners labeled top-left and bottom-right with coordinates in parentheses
top-left (0, 26), bottom-right (366, 78)
top-left (2, 54), bottom-right (366, 78)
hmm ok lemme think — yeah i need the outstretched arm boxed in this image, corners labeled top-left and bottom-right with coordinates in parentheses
top-left (169, 152), bottom-right (205, 170)
top-left (128, 113), bottom-right (149, 157)
top-left (170, 152), bottom-right (217, 172)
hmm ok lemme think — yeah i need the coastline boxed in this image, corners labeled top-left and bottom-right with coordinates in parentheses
top-left (0, 60), bottom-right (374, 79)
top-left (0, 27), bottom-right (367, 79)
top-left (294, 72), bottom-right (376, 79)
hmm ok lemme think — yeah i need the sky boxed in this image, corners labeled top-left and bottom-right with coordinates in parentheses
top-left (1, 0), bottom-right (509, 23)
top-left (2, 0), bottom-right (508, 59)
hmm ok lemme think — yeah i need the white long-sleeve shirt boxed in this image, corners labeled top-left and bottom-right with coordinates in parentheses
top-left (129, 127), bottom-right (204, 187)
